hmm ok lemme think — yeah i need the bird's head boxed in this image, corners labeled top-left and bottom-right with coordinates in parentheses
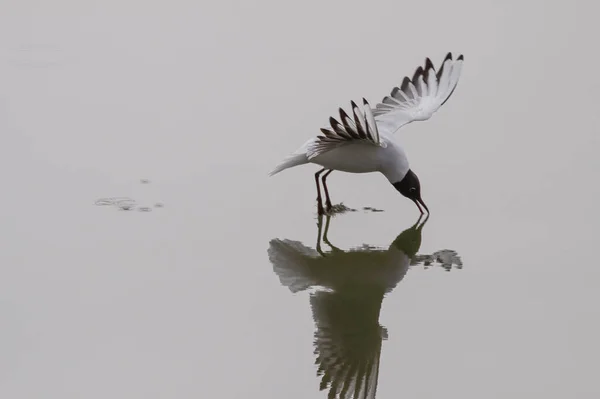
top-left (393, 169), bottom-right (429, 215)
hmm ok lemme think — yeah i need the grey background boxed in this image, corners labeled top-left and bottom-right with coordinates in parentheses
top-left (1, 0), bottom-right (599, 398)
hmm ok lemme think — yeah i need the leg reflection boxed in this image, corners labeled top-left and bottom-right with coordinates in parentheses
top-left (322, 214), bottom-right (341, 253)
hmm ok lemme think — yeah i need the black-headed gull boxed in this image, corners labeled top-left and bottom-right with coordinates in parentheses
top-left (269, 52), bottom-right (464, 214)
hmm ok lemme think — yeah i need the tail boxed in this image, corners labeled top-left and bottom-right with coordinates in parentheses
top-left (268, 153), bottom-right (308, 176)
top-left (268, 238), bottom-right (319, 293)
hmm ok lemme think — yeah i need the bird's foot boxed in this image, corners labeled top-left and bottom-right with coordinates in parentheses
top-left (323, 203), bottom-right (357, 215)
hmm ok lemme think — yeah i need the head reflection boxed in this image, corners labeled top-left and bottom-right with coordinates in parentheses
top-left (268, 214), bottom-right (462, 399)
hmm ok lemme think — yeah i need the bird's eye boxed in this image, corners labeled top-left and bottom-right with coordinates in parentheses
top-left (409, 187), bottom-right (416, 193)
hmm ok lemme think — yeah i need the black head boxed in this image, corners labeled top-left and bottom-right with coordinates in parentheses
top-left (392, 169), bottom-right (429, 215)
top-left (390, 213), bottom-right (429, 257)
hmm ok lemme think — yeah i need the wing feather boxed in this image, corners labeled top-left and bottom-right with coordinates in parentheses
top-left (307, 99), bottom-right (386, 160)
top-left (351, 101), bottom-right (368, 140)
top-left (363, 99), bottom-right (379, 145)
top-left (330, 117), bottom-right (353, 140)
top-left (310, 291), bottom-right (384, 399)
top-left (373, 52), bottom-right (464, 135)
top-left (339, 109), bottom-right (359, 139)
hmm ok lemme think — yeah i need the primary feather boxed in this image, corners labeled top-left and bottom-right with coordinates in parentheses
top-left (373, 52), bottom-right (464, 135)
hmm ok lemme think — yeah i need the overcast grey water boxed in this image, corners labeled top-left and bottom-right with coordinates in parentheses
top-left (2, 1), bottom-right (600, 398)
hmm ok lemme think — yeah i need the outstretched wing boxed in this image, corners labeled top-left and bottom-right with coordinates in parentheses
top-left (373, 52), bottom-right (464, 135)
top-left (307, 99), bottom-right (385, 160)
top-left (311, 291), bottom-right (384, 399)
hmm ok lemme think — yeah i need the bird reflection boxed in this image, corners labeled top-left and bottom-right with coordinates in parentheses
top-left (267, 214), bottom-right (462, 399)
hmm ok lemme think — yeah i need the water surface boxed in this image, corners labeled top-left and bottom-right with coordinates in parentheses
top-left (1, 1), bottom-right (599, 398)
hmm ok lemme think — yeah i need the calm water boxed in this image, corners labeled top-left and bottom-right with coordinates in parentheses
top-left (2, 1), bottom-right (600, 398)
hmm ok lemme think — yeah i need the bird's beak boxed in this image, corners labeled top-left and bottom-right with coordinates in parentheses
top-left (413, 197), bottom-right (429, 215)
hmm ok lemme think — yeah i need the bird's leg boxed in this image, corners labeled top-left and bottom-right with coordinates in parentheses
top-left (322, 214), bottom-right (341, 252)
top-left (321, 169), bottom-right (334, 211)
top-left (316, 213), bottom-right (325, 256)
top-left (314, 168), bottom-right (326, 215)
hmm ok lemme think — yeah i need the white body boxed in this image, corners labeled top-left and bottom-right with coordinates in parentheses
top-left (297, 134), bottom-right (410, 184)
top-left (268, 234), bottom-right (411, 294)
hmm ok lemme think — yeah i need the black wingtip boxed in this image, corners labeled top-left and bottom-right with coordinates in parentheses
top-left (436, 52), bottom-right (456, 80)
top-left (350, 100), bottom-right (358, 109)
top-left (339, 107), bottom-right (349, 120)
top-left (362, 97), bottom-right (370, 106)
top-left (424, 57), bottom-right (434, 71)
top-left (457, 54), bottom-right (464, 61)
top-left (412, 66), bottom-right (424, 83)
top-left (400, 76), bottom-right (411, 91)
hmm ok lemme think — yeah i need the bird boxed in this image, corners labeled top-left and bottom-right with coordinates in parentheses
top-left (267, 214), bottom-right (463, 399)
top-left (269, 52), bottom-right (464, 215)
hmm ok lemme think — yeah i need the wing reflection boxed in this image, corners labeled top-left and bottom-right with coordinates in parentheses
top-left (267, 214), bottom-right (462, 399)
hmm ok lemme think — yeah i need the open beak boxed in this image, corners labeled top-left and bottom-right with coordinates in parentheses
top-left (413, 197), bottom-right (429, 215)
